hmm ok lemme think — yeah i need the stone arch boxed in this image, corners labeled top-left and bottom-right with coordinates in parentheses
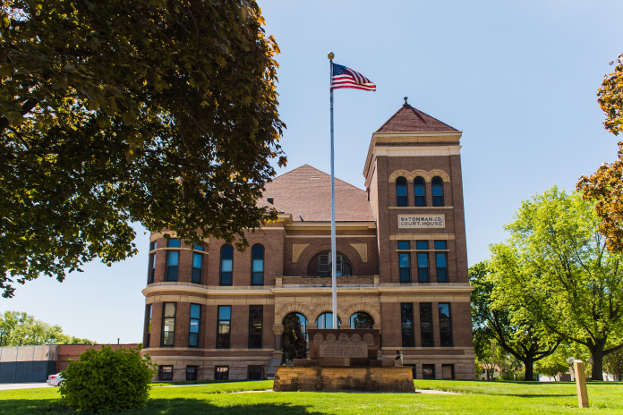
top-left (310, 303), bottom-right (348, 325)
top-left (409, 169), bottom-right (429, 182)
top-left (296, 242), bottom-right (362, 277)
top-left (343, 302), bottom-right (381, 327)
top-left (428, 169), bottom-right (450, 182)
top-left (388, 169), bottom-right (412, 183)
top-left (275, 302), bottom-right (314, 324)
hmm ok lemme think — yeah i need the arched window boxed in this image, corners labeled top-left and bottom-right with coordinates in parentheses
top-left (432, 176), bottom-right (444, 206)
top-left (307, 251), bottom-right (353, 277)
top-left (251, 244), bottom-right (264, 286)
top-left (316, 312), bottom-right (341, 329)
top-left (282, 313), bottom-right (308, 362)
top-left (220, 245), bottom-right (234, 286)
top-left (396, 177), bottom-right (408, 206)
top-left (349, 312), bottom-right (374, 329)
top-left (414, 176), bottom-right (426, 206)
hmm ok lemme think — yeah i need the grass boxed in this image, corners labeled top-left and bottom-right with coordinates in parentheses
top-left (1, 380), bottom-right (622, 414)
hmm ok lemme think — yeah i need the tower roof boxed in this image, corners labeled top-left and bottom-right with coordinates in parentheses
top-left (262, 165), bottom-right (374, 222)
top-left (376, 103), bottom-right (457, 133)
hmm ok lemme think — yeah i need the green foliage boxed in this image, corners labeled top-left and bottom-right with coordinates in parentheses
top-left (470, 261), bottom-right (560, 381)
top-left (59, 345), bottom-right (156, 413)
top-left (604, 349), bottom-right (623, 381)
top-left (0, 0), bottom-right (285, 298)
top-left (0, 311), bottom-right (94, 345)
top-left (489, 187), bottom-right (623, 380)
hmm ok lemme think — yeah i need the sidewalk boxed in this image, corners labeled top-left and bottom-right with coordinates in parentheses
top-left (0, 383), bottom-right (52, 391)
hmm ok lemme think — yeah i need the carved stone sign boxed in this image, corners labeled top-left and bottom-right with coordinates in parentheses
top-left (398, 214), bottom-right (445, 229)
top-left (319, 343), bottom-right (368, 358)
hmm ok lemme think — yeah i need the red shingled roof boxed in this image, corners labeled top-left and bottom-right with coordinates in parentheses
top-left (262, 165), bottom-right (374, 222)
top-left (376, 104), bottom-right (457, 133)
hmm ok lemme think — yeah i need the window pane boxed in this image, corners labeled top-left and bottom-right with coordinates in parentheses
top-left (439, 303), bottom-right (450, 319)
top-left (188, 333), bottom-right (198, 347)
top-left (252, 245), bottom-right (264, 259)
top-left (220, 273), bottom-right (232, 285)
top-left (167, 267), bottom-right (178, 281)
top-left (432, 186), bottom-right (443, 196)
top-left (436, 253), bottom-right (447, 267)
top-left (218, 306), bottom-right (231, 320)
top-left (164, 317), bottom-right (175, 332)
top-left (253, 259), bottom-right (264, 272)
top-left (416, 241), bottom-right (428, 250)
top-left (397, 196), bottom-right (407, 206)
top-left (221, 245), bottom-right (234, 258)
top-left (191, 304), bottom-right (201, 319)
top-left (399, 268), bottom-right (411, 282)
top-left (189, 319), bottom-right (199, 333)
top-left (437, 268), bottom-right (447, 282)
top-left (250, 306), bottom-right (262, 320)
top-left (414, 186), bottom-right (425, 196)
top-left (433, 196), bottom-right (443, 206)
top-left (397, 186), bottom-right (407, 196)
top-left (252, 272), bottom-right (263, 285)
top-left (218, 321), bottom-right (230, 335)
top-left (415, 196), bottom-right (425, 207)
top-left (164, 303), bottom-right (176, 317)
top-left (163, 332), bottom-right (174, 346)
top-left (192, 268), bottom-right (202, 284)
top-left (221, 259), bottom-right (233, 272)
top-left (168, 251), bottom-right (179, 266)
top-left (193, 253), bottom-right (202, 269)
top-left (434, 241), bottom-right (447, 250)
top-left (417, 253), bottom-right (428, 267)
top-left (151, 241), bottom-right (157, 250)
top-left (399, 253), bottom-right (410, 267)
top-left (193, 243), bottom-right (203, 251)
top-left (398, 241), bottom-right (409, 250)
top-left (168, 239), bottom-right (181, 248)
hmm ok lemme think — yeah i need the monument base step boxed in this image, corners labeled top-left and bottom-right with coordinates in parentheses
top-left (273, 366), bottom-right (415, 393)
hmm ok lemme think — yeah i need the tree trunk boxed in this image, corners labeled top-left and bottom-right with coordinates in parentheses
top-left (592, 348), bottom-right (604, 381)
top-left (523, 357), bottom-right (534, 381)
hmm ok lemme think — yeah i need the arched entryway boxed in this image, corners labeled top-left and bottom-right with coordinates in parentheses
top-left (282, 313), bottom-right (308, 362)
top-left (349, 312), bottom-right (374, 329)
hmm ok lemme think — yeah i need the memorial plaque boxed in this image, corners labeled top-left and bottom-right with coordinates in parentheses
top-left (398, 214), bottom-right (445, 229)
top-left (319, 343), bottom-right (368, 358)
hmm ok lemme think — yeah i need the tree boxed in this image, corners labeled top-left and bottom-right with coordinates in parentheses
top-left (0, 311), bottom-right (94, 345)
top-left (0, 0), bottom-right (285, 298)
top-left (578, 53), bottom-right (623, 252)
top-left (604, 349), bottom-right (623, 381)
top-left (490, 187), bottom-right (623, 380)
top-left (470, 261), bottom-right (560, 381)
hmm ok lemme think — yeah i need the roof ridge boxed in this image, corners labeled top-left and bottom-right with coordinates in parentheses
top-left (409, 105), bottom-right (458, 131)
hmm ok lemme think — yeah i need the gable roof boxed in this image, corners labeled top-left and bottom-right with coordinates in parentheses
top-left (262, 165), bottom-right (374, 222)
top-left (376, 104), bottom-right (458, 133)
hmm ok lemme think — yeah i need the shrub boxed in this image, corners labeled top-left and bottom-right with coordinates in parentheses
top-left (59, 345), bottom-right (156, 413)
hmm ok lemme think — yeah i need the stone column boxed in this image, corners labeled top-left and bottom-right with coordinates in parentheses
top-left (272, 325), bottom-right (284, 358)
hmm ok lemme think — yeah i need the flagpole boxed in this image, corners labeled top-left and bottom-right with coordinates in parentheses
top-left (328, 52), bottom-right (337, 330)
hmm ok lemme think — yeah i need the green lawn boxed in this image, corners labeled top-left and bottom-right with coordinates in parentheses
top-left (1, 380), bottom-right (622, 414)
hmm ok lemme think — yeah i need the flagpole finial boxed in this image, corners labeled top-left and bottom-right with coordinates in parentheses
top-left (328, 52), bottom-right (334, 60)
top-left (404, 96), bottom-right (409, 106)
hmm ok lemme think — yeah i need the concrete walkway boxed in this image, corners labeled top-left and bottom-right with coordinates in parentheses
top-left (0, 383), bottom-right (53, 391)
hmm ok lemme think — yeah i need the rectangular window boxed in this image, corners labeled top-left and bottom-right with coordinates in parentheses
top-left (215, 366), bottom-right (229, 380)
top-left (193, 243), bottom-right (203, 251)
top-left (442, 364), bottom-right (455, 379)
top-left (168, 238), bottom-right (181, 248)
top-left (166, 245), bottom-right (179, 282)
top-left (150, 241), bottom-right (157, 250)
top-left (148, 252), bottom-right (156, 284)
top-left (248, 366), bottom-right (263, 380)
top-left (434, 240), bottom-right (447, 250)
top-left (248, 305), bottom-right (263, 349)
top-left (420, 303), bottom-right (434, 347)
top-left (145, 304), bottom-right (152, 347)
top-left (159, 365), bottom-right (173, 381)
top-left (217, 306), bottom-right (231, 349)
top-left (162, 303), bottom-right (176, 347)
top-left (192, 253), bottom-right (203, 284)
top-left (186, 366), bottom-right (198, 381)
top-left (252, 258), bottom-right (264, 285)
top-left (417, 253), bottom-right (429, 282)
top-left (189, 304), bottom-right (201, 347)
top-left (422, 364), bottom-right (435, 380)
top-left (401, 303), bottom-right (415, 347)
top-left (436, 253), bottom-right (448, 282)
top-left (439, 303), bottom-right (453, 347)
top-left (399, 252), bottom-right (411, 282)
top-left (397, 240), bottom-right (410, 250)
top-left (416, 240), bottom-right (428, 250)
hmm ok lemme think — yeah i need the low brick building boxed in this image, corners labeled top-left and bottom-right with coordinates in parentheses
top-left (142, 102), bottom-right (476, 382)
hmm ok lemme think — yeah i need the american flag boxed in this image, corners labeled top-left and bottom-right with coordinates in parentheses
top-left (331, 63), bottom-right (376, 91)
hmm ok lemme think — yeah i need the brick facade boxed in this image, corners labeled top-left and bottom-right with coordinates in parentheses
top-left (142, 103), bottom-right (476, 381)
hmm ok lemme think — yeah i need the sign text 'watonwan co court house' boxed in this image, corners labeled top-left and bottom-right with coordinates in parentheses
top-left (398, 214), bottom-right (445, 229)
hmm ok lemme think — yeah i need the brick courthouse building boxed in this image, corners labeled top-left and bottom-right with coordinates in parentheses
top-left (142, 102), bottom-right (476, 381)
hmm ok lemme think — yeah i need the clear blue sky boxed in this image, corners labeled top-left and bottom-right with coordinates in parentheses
top-left (2, 0), bottom-right (622, 343)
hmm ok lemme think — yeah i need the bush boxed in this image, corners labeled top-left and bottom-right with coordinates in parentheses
top-left (59, 345), bottom-right (156, 413)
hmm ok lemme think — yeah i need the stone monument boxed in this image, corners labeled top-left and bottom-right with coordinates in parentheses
top-left (273, 329), bottom-right (415, 392)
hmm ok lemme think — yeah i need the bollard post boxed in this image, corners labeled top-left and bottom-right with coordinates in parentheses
top-left (573, 360), bottom-right (589, 408)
